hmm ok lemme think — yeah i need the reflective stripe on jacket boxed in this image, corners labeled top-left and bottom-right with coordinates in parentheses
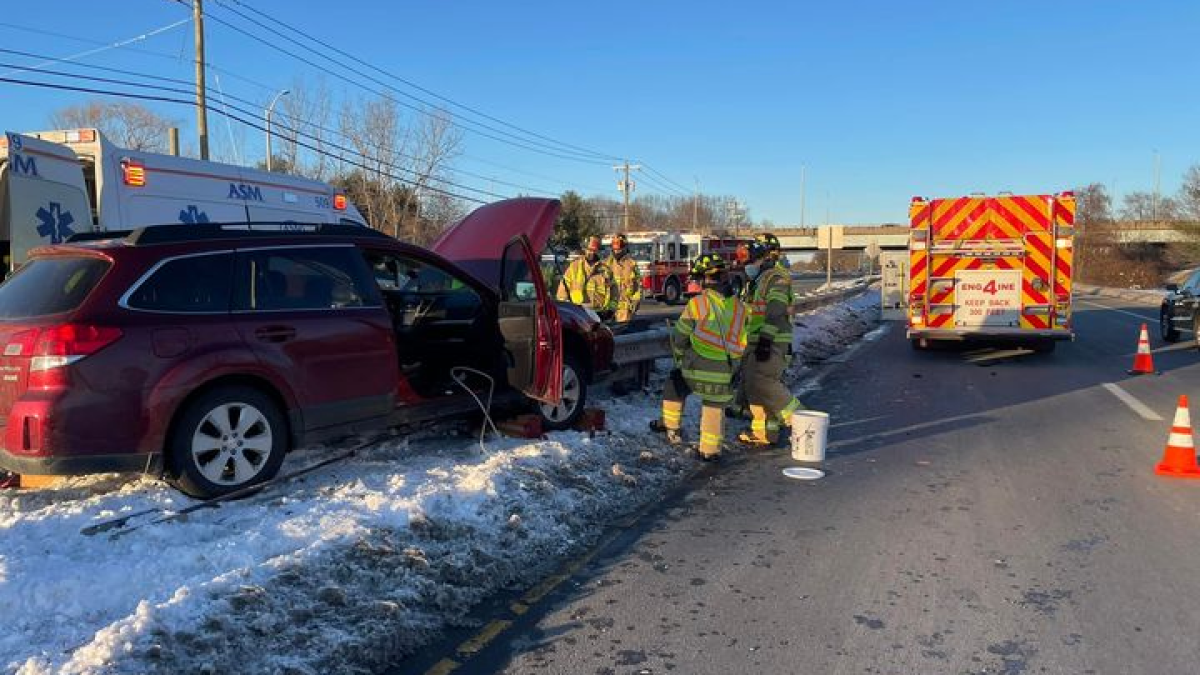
top-left (746, 265), bottom-right (793, 344)
top-left (673, 288), bottom-right (748, 363)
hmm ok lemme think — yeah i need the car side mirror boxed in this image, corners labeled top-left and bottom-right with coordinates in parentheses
top-left (1165, 283), bottom-right (1179, 292)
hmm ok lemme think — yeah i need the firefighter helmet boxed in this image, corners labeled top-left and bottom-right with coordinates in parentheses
top-left (585, 235), bottom-right (602, 252)
top-left (611, 233), bottom-right (628, 251)
top-left (690, 252), bottom-right (727, 278)
top-left (743, 241), bottom-right (770, 263)
top-left (754, 232), bottom-right (781, 253)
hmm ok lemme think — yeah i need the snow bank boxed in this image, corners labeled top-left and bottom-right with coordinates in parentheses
top-left (1, 291), bottom-right (880, 675)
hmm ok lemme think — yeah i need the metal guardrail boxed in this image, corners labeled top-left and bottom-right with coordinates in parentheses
top-left (610, 280), bottom-right (874, 377)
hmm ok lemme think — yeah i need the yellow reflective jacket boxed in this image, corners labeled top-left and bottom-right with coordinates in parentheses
top-left (556, 256), bottom-right (615, 310)
top-left (673, 288), bottom-right (748, 363)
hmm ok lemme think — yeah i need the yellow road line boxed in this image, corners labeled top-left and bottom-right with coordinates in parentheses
top-left (456, 619), bottom-right (513, 656)
top-left (422, 658), bottom-right (460, 675)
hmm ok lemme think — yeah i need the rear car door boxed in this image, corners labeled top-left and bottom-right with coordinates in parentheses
top-left (499, 236), bottom-right (562, 404)
top-left (232, 245), bottom-right (398, 430)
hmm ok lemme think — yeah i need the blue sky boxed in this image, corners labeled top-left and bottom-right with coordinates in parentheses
top-left (1, 0), bottom-right (1197, 224)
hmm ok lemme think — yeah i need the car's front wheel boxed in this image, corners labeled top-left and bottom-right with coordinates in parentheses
top-left (166, 385), bottom-right (288, 499)
top-left (537, 353), bottom-right (587, 430)
top-left (1161, 305), bottom-right (1180, 343)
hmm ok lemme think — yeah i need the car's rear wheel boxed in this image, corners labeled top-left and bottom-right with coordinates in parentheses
top-left (537, 353), bottom-right (587, 430)
top-left (1161, 306), bottom-right (1180, 343)
top-left (166, 386), bottom-right (287, 499)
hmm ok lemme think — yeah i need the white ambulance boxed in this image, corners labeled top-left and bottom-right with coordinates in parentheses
top-left (0, 128), bottom-right (366, 270)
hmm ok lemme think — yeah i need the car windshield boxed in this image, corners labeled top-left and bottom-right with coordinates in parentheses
top-left (0, 256), bottom-right (110, 319)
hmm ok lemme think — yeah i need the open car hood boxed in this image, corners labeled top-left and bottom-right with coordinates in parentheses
top-left (431, 198), bottom-right (560, 289)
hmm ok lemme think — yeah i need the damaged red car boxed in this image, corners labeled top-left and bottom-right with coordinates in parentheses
top-left (0, 198), bottom-right (613, 497)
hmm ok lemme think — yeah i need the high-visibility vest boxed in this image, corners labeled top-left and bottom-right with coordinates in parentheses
top-left (561, 257), bottom-right (612, 309)
top-left (746, 264), bottom-right (793, 342)
top-left (677, 289), bottom-right (748, 362)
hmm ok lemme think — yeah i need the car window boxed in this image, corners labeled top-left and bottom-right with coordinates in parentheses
top-left (235, 247), bottom-right (379, 311)
top-left (1185, 270), bottom-right (1200, 292)
top-left (364, 250), bottom-right (482, 325)
top-left (0, 256), bottom-right (110, 319)
top-left (125, 253), bottom-right (232, 312)
top-left (501, 241), bottom-right (537, 302)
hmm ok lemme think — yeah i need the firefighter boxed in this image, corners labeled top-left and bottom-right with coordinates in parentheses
top-left (556, 235), bottom-right (615, 314)
top-left (738, 233), bottom-right (804, 446)
top-left (606, 234), bottom-right (642, 323)
top-left (650, 253), bottom-right (748, 461)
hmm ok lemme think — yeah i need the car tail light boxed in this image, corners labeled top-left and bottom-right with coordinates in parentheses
top-left (333, 194), bottom-right (347, 211)
top-left (26, 324), bottom-right (123, 388)
top-left (642, 276), bottom-right (653, 290)
top-left (122, 159), bottom-right (146, 187)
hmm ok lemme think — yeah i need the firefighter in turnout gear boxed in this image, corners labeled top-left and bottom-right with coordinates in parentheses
top-left (556, 235), bottom-right (615, 314)
top-left (650, 253), bottom-right (748, 461)
top-left (738, 234), bottom-right (804, 446)
top-left (606, 233), bottom-right (642, 323)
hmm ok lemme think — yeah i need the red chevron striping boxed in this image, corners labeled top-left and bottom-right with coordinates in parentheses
top-left (1026, 232), bottom-right (1053, 260)
top-left (1011, 195), bottom-right (1051, 230)
top-left (991, 199), bottom-right (1036, 235)
top-left (909, 204), bottom-right (930, 226)
top-left (1024, 314), bottom-right (1048, 330)
top-left (932, 197), bottom-right (972, 233)
top-left (945, 200), bottom-right (989, 240)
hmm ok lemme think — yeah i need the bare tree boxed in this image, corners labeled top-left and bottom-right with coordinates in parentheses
top-left (50, 100), bottom-right (176, 152)
top-left (338, 95), bottom-right (413, 236)
top-left (1178, 165), bottom-right (1200, 221)
top-left (404, 112), bottom-right (463, 241)
top-left (275, 77), bottom-right (334, 180)
top-left (1074, 183), bottom-right (1113, 226)
top-left (1120, 191), bottom-right (1180, 220)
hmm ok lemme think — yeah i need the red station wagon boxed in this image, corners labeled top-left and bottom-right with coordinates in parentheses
top-left (0, 198), bottom-right (613, 497)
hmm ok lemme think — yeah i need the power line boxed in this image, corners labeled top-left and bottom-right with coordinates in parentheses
top-left (0, 53), bottom-right (565, 198)
top-left (0, 17), bottom-right (191, 79)
top-left (0, 74), bottom-right (502, 204)
top-left (175, 0), bottom-right (622, 166)
top-left (220, 0), bottom-right (625, 164)
top-left (0, 19), bottom-right (278, 95)
top-left (641, 164), bottom-right (694, 195)
top-left (0, 47), bottom-right (600, 197)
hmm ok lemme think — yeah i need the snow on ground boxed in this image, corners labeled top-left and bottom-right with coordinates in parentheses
top-left (0, 292), bottom-right (880, 675)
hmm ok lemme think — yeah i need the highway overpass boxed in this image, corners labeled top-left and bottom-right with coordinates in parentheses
top-left (772, 221), bottom-right (1195, 252)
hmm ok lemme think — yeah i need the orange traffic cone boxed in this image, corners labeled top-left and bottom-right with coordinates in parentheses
top-left (1155, 395), bottom-right (1200, 478)
top-left (1129, 323), bottom-right (1156, 375)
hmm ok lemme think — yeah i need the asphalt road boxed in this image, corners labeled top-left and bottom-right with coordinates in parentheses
top-left (441, 293), bottom-right (1200, 674)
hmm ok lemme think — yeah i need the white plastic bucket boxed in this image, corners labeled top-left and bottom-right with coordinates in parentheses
top-left (790, 410), bottom-right (830, 462)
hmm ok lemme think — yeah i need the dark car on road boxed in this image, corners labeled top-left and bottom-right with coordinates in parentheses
top-left (1160, 269), bottom-right (1200, 346)
top-left (0, 198), bottom-right (613, 497)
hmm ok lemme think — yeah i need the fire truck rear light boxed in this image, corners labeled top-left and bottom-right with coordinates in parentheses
top-left (1059, 191), bottom-right (1075, 198)
top-left (121, 159), bottom-right (146, 187)
top-left (333, 194), bottom-right (347, 211)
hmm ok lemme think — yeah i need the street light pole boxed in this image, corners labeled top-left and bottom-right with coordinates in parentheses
top-left (265, 89), bottom-right (290, 172)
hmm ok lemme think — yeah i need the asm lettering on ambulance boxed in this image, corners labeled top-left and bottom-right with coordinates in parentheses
top-left (923, 195), bottom-right (1067, 330)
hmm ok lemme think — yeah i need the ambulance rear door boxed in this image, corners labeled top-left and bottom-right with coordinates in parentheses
top-left (0, 132), bottom-right (92, 270)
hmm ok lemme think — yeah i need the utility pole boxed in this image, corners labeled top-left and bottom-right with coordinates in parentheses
top-left (193, 0), bottom-right (209, 160)
top-left (799, 165), bottom-right (806, 228)
top-left (613, 161), bottom-right (641, 232)
top-left (825, 191), bottom-right (832, 289)
top-left (726, 199), bottom-right (744, 238)
top-left (692, 177), bottom-right (699, 232)
top-left (1152, 150), bottom-right (1161, 221)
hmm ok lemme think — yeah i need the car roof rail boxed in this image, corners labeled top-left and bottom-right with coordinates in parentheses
top-left (66, 230), bottom-right (135, 243)
top-left (117, 222), bottom-right (393, 246)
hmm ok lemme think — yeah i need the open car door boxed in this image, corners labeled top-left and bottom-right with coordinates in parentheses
top-left (498, 234), bottom-right (562, 405)
top-left (1, 132), bottom-right (92, 271)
